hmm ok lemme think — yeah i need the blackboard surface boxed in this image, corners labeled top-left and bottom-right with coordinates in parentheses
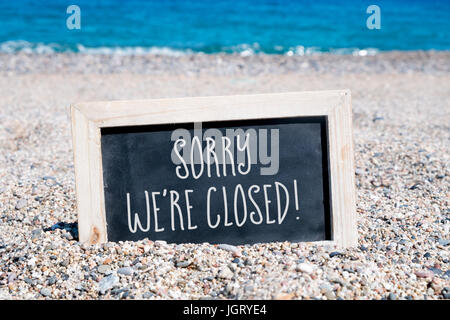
top-left (101, 116), bottom-right (331, 244)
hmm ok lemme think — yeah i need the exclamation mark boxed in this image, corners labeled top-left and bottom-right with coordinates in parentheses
top-left (294, 179), bottom-right (300, 220)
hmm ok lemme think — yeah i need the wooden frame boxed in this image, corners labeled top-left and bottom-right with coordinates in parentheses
top-left (71, 90), bottom-right (357, 247)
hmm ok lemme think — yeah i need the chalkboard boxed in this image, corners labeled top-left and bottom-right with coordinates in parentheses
top-left (100, 117), bottom-right (331, 244)
top-left (71, 91), bottom-right (357, 247)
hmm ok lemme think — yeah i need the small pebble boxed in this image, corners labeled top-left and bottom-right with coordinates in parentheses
top-left (15, 199), bottom-right (27, 210)
top-left (329, 251), bottom-right (343, 258)
top-left (97, 265), bottom-right (112, 275)
top-left (117, 267), bottom-right (134, 276)
top-left (218, 244), bottom-right (242, 257)
top-left (47, 276), bottom-right (57, 285)
top-left (31, 229), bottom-right (42, 239)
top-left (40, 288), bottom-right (52, 297)
top-left (98, 274), bottom-right (119, 294)
top-left (296, 263), bottom-right (314, 274)
top-left (415, 270), bottom-right (434, 278)
top-left (441, 288), bottom-right (450, 299)
top-left (175, 261), bottom-right (191, 268)
top-left (218, 267), bottom-right (234, 279)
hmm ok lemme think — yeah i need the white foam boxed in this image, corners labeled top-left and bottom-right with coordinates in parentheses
top-left (0, 40), bottom-right (63, 54)
top-left (0, 40), bottom-right (379, 56)
top-left (76, 44), bottom-right (191, 56)
top-left (285, 46), bottom-right (378, 56)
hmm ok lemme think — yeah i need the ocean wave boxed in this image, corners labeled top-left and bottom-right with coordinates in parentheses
top-left (0, 40), bottom-right (379, 56)
top-left (75, 44), bottom-right (191, 56)
top-left (0, 40), bottom-right (64, 54)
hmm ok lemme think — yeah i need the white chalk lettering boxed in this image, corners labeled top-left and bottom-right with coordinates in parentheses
top-left (248, 185), bottom-right (263, 224)
top-left (152, 191), bottom-right (164, 232)
top-left (174, 138), bottom-right (189, 179)
top-left (263, 184), bottom-right (276, 224)
top-left (185, 190), bottom-right (198, 230)
top-left (206, 186), bottom-right (220, 228)
top-left (236, 133), bottom-right (251, 175)
top-left (169, 190), bottom-right (184, 231)
top-left (190, 136), bottom-right (204, 179)
top-left (233, 184), bottom-right (248, 227)
top-left (275, 181), bottom-right (289, 224)
top-left (126, 192), bottom-right (151, 233)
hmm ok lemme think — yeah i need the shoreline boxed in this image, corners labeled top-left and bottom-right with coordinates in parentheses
top-left (1, 50), bottom-right (449, 75)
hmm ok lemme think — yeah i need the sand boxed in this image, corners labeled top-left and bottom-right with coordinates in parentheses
top-left (0, 52), bottom-right (448, 299)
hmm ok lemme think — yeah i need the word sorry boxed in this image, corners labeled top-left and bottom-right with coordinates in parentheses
top-left (171, 123), bottom-right (279, 175)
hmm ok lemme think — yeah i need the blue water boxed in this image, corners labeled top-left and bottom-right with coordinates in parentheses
top-left (0, 0), bottom-right (449, 55)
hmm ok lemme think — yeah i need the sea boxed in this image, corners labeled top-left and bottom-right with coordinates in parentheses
top-left (0, 0), bottom-right (449, 55)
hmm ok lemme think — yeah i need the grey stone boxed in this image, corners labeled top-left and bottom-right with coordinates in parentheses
top-left (75, 284), bottom-right (84, 291)
top-left (63, 231), bottom-right (74, 240)
top-left (329, 251), bottom-right (343, 258)
top-left (224, 284), bottom-right (235, 295)
top-left (120, 290), bottom-right (130, 299)
top-left (7, 273), bottom-right (16, 283)
top-left (218, 244), bottom-right (241, 256)
top-left (111, 288), bottom-right (127, 295)
top-left (15, 199), bottom-right (27, 210)
top-left (320, 284), bottom-right (336, 300)
top-left (40, 288), bottom-right (52, 297)
top-left (117, 267), bottom-right (134, 276)
top-left (47, 276), bottom-right (57, 285)
top-left (42, 176), bottom-right (59, 186)
top-left (296, 263), bottom-right (314, 274)
top-left (437, 239), bottom-right (450, 246)
top-left (244, 258), bottom-right (253, 266)
top-left (429, 267), bottom-right (442, 275)
top-left (441, 288), bottom-right (450, 299)
top-left (60, 259), bottom-right (70, 267)
top-left (98, 274), bottom-right (119, 294)
top-left (320, 283), bottom-right (333, 292)
top-left (31, 229), bottom-right (42, 239)
top-left (176, 261), bottom-right (191, 268)
top-left (372, 116), bottom-right (384, 122)
top-left (97, 264), bottom-right (112, 275)
top-left (217, 267), bottom-right (234, 279)
top-left (244, 285), bottom-right (255, 292)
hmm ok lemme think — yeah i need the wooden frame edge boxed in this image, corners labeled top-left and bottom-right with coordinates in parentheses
top-left (71, 105), bottom-right (107, 244)
top-left (70, 90), bottom-right (357, 247)
top-left (327, 90), bottom-right (358, 247)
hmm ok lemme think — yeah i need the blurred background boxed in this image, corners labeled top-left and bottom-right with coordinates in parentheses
top-left (0, 0), bottom-right (449, 55)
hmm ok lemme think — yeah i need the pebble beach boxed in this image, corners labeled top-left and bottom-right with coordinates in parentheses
top-left (0, 51), bottom-right (448, 300)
